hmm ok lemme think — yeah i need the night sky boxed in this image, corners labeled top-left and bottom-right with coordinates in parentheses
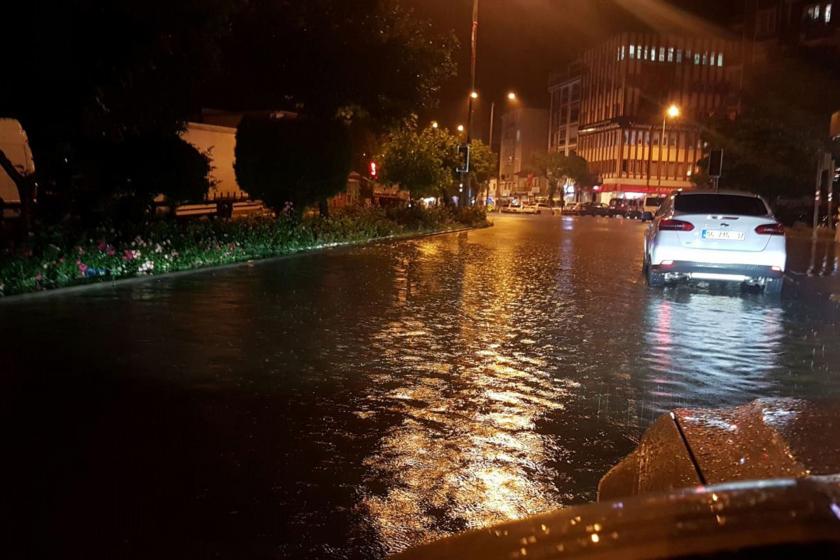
top-left (405, 0), bottom-right (742, 140)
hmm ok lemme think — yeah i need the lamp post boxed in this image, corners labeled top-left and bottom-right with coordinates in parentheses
top-left (658, 104), bottom-right (681, 188)
top-left (462, 0), bottom-right (480, 206)
top-left (488, 91), bottom-right (517, 149)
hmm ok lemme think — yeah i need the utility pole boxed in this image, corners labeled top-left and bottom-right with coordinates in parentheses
top-left (488, 101), bottom-right (495, 148)
top-left (463, 0), bottom-right (479, 207)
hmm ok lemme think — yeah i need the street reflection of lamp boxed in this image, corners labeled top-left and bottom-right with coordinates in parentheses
top-left (659, 104), bottom-right (681, 187)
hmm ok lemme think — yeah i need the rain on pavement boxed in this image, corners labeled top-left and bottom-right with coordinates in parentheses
top-left (2, 215), bottom-right (839, 558)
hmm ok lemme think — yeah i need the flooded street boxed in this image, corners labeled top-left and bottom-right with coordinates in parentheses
top-left (3, 215), bottom-right (840, 558)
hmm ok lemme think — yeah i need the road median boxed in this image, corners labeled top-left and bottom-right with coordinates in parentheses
top-left (0, 206), bottom-right (488, 299)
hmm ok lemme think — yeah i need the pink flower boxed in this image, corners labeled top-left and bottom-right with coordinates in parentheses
top-left (123, 250), bottom-right (137, 261)
top-left (77, 260), bottom-right (88, 276)
top-left (97, 240), bottom-right (108, 252)
top-left (106, 246), bottom-right (116, 257)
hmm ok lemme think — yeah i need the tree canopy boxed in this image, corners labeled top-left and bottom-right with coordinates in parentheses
top-left (214, 0), bottom-right (458, 128)
top-left (234, 117), bottom-right (352, 215)
top-left (378, 124), bottom-right (461, 199)
top-left (695, 48), bottom-right (840, 200)
top-left (530, 152), bottom-right (594, 202)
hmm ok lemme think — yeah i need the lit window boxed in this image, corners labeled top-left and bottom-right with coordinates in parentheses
top-left (710, 51), bottom-right (716, 65)
top-left (827, 4), bottom-right (833, 22)
top-left (702, 52), bottom-right (708, 65)
top-left (676, 49), bottom-right (683, 63)
top-left (694, 53), bottom-right (701, 64)
top-left (650, 47), bottom-right (657, 61)
top-left (668, 47), bottom-right (675, 62)
top-left (659, 47), bottom-right (666, 61)
top-left (621, 45), bottom-right (626, 60)
top-left (629, 45), bottom-right (635, 59)
top-left (718, 53), bottom-right (724, 66)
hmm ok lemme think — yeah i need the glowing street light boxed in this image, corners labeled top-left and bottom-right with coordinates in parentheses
top-left (457, 124), bottom-right (465, 133)
top-left (659, 104), bottom-right (681, 187)
top-left (431, 121), bottom-right (439, 129)
top-left (489, 91), bottom-right (518, 148)
top-left (470, 91), bottom-right (479, 100)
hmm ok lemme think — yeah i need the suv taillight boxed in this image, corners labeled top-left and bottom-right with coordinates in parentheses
top-left (755, 223), bottom-right (785, 235)
top-left (659, 219), bottom-right (695, 232)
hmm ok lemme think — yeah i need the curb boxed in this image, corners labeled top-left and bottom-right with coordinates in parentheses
top-left (0, 224), bottom-right (488, 303)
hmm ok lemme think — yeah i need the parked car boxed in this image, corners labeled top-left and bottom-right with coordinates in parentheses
top-left (518, 202), bottom-right (544, 215)
top-left (641, 195), bottom-right (666, 221)
top-left (499, 200), bottom-right (520, 214)
top-left (579, 202), bottom-right (610, 217)
top-left (561, 202), bottom-right (582, 216)
top-left (397, 398), bottom-right (840, 560)
top-left (608, 198), bottom-right (642, 219)
top-left (644, 190), bottom-right (786, 294)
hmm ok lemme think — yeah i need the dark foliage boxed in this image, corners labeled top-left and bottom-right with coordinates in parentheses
top-left (235, 117), bottom-right (352, 214)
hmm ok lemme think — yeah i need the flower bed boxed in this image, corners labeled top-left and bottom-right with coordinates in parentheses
top-left (0, 206), bottom-right (487, 297)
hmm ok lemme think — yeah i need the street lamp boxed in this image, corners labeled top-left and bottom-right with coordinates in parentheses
top-left (488, 91), bottom-right (518, 149)
top-left (470, 91), bottom-right (479, 100)
top-left (457, 124), bottom-right (465, 133)
top-left (431, 121), bottom-right (439, 129)
top-left (659, 104), bottom-right (681, 187)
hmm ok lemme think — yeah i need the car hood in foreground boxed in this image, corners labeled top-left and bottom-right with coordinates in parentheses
top-left (394, 477), bottom-right (840, 560)
top-left (599, 398), bottom-right (840, 501)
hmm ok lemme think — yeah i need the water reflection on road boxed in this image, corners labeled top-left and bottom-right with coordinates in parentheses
top-left (2, 215), bottom-right (839, 558)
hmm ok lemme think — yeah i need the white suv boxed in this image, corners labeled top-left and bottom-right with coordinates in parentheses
top-left (644, 191), bottom-right (786, 294)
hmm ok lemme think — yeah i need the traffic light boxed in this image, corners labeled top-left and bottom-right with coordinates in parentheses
top-left (456, 144), bottom-right (470, 173)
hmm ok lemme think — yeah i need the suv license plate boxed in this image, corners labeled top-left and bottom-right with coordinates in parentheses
top-left (702, 230), bottom-right (745, 241)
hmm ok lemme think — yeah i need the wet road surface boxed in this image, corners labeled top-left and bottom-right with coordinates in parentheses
top-left (2, 215), bottom-right (840, 558)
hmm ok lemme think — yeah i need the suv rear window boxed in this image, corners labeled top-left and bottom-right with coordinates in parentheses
top-left (645, 197), bottom-right (664, 207)
top-left (674, 194), bottom-right (768, 216)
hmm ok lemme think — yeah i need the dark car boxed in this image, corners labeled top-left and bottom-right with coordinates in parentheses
top-left (608, 198), bottom-right (643, 219)
top-left (579, 202), bottom-right (610, 217)
top-left (395, 398), bottom-right (840, 560)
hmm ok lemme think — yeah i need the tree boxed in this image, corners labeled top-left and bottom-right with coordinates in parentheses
top-left (234, 116), bottom-right (352, 217)
top-left (695, 48), bottom-right (840, 201)
top-left (379, 124), bottom-right (460, 201)
top-left (531, 152), bottom-right (594, 205)
top-left (467, 140), bottom-right (497, 204)
top-left (214, 0), bottom-right (458, 128)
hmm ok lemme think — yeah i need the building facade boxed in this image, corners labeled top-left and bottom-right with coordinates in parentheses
top-left (498, 108), bottom-right (549, 197)
top-left (557, 33), bottom-right (742, 201)
top-left (547, 74), bottom-right (581, 156)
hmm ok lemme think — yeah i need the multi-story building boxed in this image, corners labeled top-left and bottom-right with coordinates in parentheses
top-left (498, 108), bottom-right (549, 197)
top-left (552, 32), bottom-right (742, 201)
top-left (739, 1), bottom-right (839, 63)
top-left (547, 73), bottom-right (581, 156)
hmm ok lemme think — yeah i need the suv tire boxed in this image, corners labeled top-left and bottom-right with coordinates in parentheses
top-left (764, 277), bottom-right (783, 296)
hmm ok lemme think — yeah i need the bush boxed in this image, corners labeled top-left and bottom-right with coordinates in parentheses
top-left (0, 206), bottom-right (487, 296)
